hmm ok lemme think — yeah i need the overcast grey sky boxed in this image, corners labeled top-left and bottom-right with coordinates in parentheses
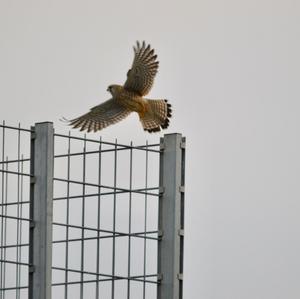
top-left (1, 0), bottom-right (300, 298)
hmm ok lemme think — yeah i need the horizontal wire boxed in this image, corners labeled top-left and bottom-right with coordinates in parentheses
top-left (0, 158), bottom-right (30, 165)
top-left (0, 285), bottom-right (28, 291)
top-left (52, 233), bottom-right (158, 244)
top-left (0, 259), bottom-right (30, 267)
top-left (52, 276), bottom-right (158, 286)
top-left (52, 221), bottom-right (157, 237)
top-left (0, 243), bottom-right (28, 249)
top-left (55, 146), bottom-right (159, 158)
top-left (52, 266), bottom-right (158, 284)
top-left (0, 146), bottom-right (159, 163)
top-left (53, 221), bottom-right (124, 235)
top-left (53, 177), bottom-right (159, 196)
top-left (54, 133), bottom-right (159, 151)
top-left (0, 124), bottom-right (32, 133)
top-left (0, 169), bottom-right (32, 177)
top-left (0, 215), bottom-right (31, 222)
top-left (0, 201), bottom-right (29, 207)
top-left (53, 189), bottom-right (159, 202)
top-left (1, 228), bottom-right (159, 249)
top-left (0, 147), bottom-right (160, 165)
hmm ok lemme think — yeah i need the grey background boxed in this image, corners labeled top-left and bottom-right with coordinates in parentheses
top-left (1, 0), bottom-right (300, 298)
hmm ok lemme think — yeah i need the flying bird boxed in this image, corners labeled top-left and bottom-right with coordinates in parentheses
top-left (65, 41), bottom-right (172, 133)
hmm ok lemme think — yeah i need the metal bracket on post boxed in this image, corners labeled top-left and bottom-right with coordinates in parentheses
top-left (158, 133), bottom-right (185, 299)
top-left (29, 122), bottom-right (54, 299)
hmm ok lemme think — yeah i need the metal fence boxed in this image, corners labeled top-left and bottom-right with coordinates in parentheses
top-left (0, 121), bottom-right (185, 299)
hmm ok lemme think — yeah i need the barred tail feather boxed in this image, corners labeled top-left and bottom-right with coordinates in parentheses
top-left (140, 99), bottom-right (172, 133)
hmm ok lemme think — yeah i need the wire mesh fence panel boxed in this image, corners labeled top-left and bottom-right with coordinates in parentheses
top-left (0, 121), bottom-right (185, 299)
top-left (52, 132), bottom-right (161, 299)
top-left (0, 122), bottom-right (32, 299)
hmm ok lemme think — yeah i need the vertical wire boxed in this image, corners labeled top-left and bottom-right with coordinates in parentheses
top-left (64, 132), bottom-right (71, 299)
top-left (80, 135), bottom-right (87, 299)
top-left (0, 121), bottom-right (5, 299)
top-left (127, 142), bottom-right (133, 299)
top-left (111, 140), bottom-right (117, 299)
top-left (16, 124), bottom-right (21, 299)
top-left (143, 142), bottom-right (149, 299)
top-left (95, 137), bottom-right (102, 299)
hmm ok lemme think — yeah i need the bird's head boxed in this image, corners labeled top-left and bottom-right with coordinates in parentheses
top-left (107, 84), bottom-right (121, 96)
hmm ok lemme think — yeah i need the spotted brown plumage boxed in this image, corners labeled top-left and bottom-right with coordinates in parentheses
top-left (65, 41), bottom-right (172, 133)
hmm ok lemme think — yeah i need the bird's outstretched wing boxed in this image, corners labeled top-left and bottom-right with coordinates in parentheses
top-left (124, 41), bottom-right (159, 96)
top-left (65, 98), bottom-right (131, 132)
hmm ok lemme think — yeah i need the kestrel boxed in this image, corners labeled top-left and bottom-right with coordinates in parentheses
top-left (65, 41), bottom-right (172, 133)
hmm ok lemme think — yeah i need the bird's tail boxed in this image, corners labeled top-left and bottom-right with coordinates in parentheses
top-left (140, 99), bottom-right (172, 133)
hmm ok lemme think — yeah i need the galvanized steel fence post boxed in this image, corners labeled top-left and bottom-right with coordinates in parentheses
top-left (158, 133), bottom-right (185, 299)
top-left (29, 122), bottom-right (54, 299)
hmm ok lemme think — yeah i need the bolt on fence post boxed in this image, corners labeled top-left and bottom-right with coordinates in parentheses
top-left (158, 133), bottom-right (185, 299)
top-left (29, 122), bottom-right (54, 299)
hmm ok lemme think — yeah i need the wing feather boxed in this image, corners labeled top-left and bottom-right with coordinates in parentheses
top-left (66, 98), bottom-right (131, 132)
top-left (124, 41), bottom-right (159, 96)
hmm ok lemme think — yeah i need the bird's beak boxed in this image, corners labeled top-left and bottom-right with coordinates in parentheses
top-left (107, 87), bottom-right (109, 92)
